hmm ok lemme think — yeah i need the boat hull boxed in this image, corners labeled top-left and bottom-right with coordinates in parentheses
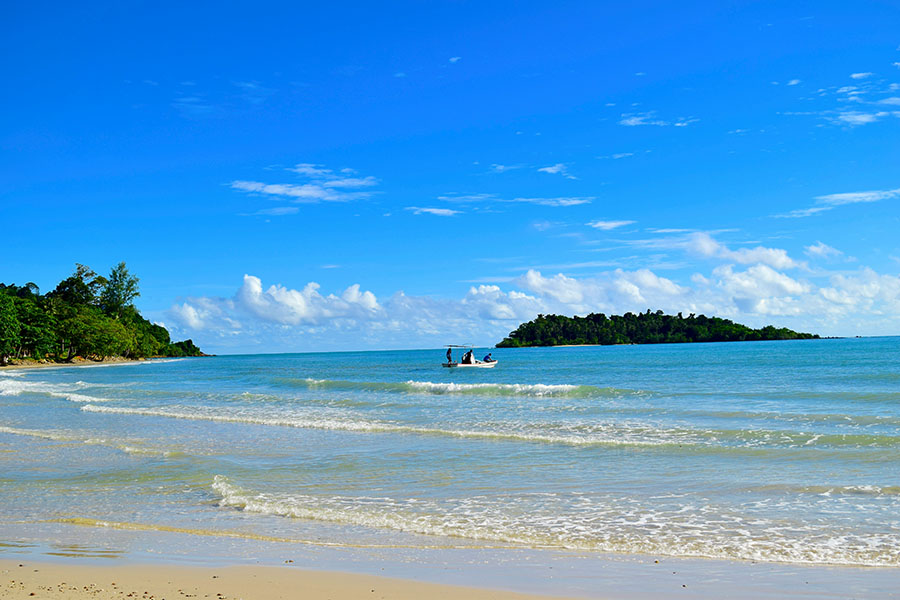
top-left (442, 362), bottom-right (497, 368)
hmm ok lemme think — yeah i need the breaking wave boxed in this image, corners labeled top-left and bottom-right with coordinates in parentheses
top-left (292, 378), bottom-right (635, 397)
top-left (211, 476), bottom-right (900, 567)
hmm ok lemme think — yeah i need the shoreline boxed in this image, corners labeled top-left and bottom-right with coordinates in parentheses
top-left (0, 357), bottom-right (156, 371)
top-left (0, 559), bottom-right (571, 600)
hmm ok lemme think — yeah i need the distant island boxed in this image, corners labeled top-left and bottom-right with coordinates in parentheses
top-left (496, 311), bottom-right (819, 348)
top-left (0, 262), bottom-right (203, 366)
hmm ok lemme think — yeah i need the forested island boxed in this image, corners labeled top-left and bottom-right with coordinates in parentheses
top-left (497, 311), bottom-right (819, 348)
top-left (0, 262), bottom-right (203, 366)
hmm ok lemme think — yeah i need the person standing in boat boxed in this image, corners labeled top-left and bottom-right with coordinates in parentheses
top-left (446, 347), bottom-right (452, 363)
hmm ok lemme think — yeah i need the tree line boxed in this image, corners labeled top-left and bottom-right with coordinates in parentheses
top-left (496, 310), bottom-right (819, 348)
top-left (0, 262), bottom-right (202, 366)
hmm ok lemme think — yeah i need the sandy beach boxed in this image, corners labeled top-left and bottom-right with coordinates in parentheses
top-left (0, 560), bottom-right (568, 600)
top-left (0, 357), bottom-right (147, 371)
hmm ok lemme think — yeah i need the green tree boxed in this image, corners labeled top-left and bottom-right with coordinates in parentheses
top-left (50, 264), bottom-right (106, 306)
top-left (0, 294), bottom-right (22, 365)
top-left (100, 262), bottom-right (140, 317)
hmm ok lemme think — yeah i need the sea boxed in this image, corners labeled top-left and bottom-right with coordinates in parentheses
top-left (1, 337), bottom-right (899, 598)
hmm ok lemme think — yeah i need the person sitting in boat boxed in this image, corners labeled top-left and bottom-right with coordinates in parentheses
top-left (482, 353), bottom-right (494, 363)
top-left (462, 350), bottom-right (473, 364)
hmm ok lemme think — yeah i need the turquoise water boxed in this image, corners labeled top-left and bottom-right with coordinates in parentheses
top-left (1, 338), bottom-right (899, 571)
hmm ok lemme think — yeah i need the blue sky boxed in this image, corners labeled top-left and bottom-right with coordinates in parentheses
top-left (3, 1), bottom-right (900, 352)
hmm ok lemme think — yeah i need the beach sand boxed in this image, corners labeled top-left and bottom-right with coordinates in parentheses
top-left (0, 560), bottom-right (572, 600)
top-left (0, 357), bottom-right (146, 371)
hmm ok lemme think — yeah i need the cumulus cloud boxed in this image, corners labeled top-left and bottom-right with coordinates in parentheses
top-left (167, 261), bottom-right (900, 352)
top-left (628, 232), bottom-right (803, 270)
top-left (236, 275), bottom-right (380, 325)
top-left (688, 233), bottom-right (803, 269)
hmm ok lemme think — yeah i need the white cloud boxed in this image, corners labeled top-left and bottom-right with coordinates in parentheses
top-left (850, 72), bottom-right (873, 79)
top-left (630, 232), bottom-right (802, 270)
top-left (288, 163), bottom-right (333, 178)
top-left (893, 62), bottom-right (900, 69)
top-left (439, 194), bottom-right (593, 207)
top-left (231, 180), bottom-right (350, 202)
top-left (816, 187), bottom-right (900, 206)
top-left (512, 197), bottom-right (591, 207)
top-left (787, 79), bottom-right (801, 86)
top-left (586, 220), bottom-right (636, 230)
top-left (406, 206), bottom-right (461, 216)
top-left (687, 232), bottom-right (802, 269)
top-left (449, 57), bottom-right (461, 63)
top-left (619, 112), bottom-right (668, 126)
top-left (878, 97), bottom-right (900, 105)
top-left (805, 241), bottom-right (843, 259)
top-left (235, 275), bottom-right (380, 326)
top-left (167, 263), bottom-right (900, 352)
top-left (619, 112), bottom-right (696, 127)
top-left (490, 164), bottom-right (523, 173)
top-left (835, 111), bottom-right (890, 125)
top-left (286, 163), bottom-right (378, 188)
top-left (232, 163), bottom-right (379, 208)
top-left (778, 185), bottom-right (900, 218)
top-left (537, 163), bottom-right (577, 179)
top-left (252, 206), bottom-right (300, 216)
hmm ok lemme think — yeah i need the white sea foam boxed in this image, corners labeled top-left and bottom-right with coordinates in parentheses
top-left (0, 425), bottom-right (76, 442)
top-left (0, 424), bottom-right (178, 457)
top-left (80, 404), bottom-right (697, 447)
top-left (211, 475), bottom-right (900, 567)
top-left (296, 377), bottom-right (628, 397)
top-left (404, 381), bottom-right (583, 396)
top-left (0, 377), bottom-right (115, 403)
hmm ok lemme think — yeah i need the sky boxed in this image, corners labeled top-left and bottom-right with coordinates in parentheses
top-left (3, 0), bottom-right (900, 353)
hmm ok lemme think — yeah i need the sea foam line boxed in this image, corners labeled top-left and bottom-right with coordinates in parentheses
top-left (80, 403), bottom-right (900, 450)
top-left (211, 476), bottom-right (900, 567)
top-left (45, 517), bottom-right (500, 550)
top-left (80, 404), bottom-right (685, 447)
top-left (0, 378), bottom-right (114, 403)
top-left (295, 377), bottom-right (632, 397)
top-left (0, 424), bottom-right (179, 457)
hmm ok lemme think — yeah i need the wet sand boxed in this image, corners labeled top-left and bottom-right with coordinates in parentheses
top-left (0, 560), bottom-right (572, 600)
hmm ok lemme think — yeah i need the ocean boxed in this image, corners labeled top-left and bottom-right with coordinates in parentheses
top-left (1, 337), bottom-right (898, 596)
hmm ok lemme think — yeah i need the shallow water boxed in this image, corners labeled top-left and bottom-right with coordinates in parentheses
top-left (1, 338), bottom-right (899, 585)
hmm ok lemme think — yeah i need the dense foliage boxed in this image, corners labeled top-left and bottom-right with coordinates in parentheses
top-left (0, 262), bottom-right (203, 365)
top-left (496, 310), bottom-right (819, 348)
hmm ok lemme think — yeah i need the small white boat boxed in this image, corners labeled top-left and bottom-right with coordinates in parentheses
top-left (442, 345), bottom-right (497, 368)
top-left (442, 361), bottom-right (497, 369)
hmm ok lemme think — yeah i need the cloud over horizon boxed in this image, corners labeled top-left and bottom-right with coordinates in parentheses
top-left (166, 258), bottom-right (900, 353)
